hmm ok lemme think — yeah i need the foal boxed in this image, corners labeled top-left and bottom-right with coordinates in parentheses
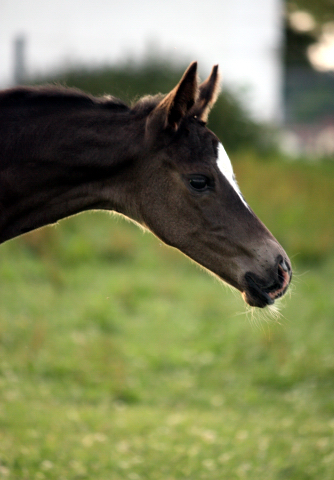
top-left (0, 62), bottom-right (291, 308)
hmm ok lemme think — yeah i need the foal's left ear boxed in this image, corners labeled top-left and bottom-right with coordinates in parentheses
top-left (190, 65), bottom-right (220, 122)
top-left (148, 62), bottom-right (198, 131)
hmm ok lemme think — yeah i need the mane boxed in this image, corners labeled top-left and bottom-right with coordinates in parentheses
top-left (0, 85), bottom-right (168, 120)
top-left (130, 94), bottom-right (163, 116)
top-left (0, 85), bottom-right (130, 112)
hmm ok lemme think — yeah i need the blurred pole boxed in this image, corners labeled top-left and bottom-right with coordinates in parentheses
top-left (14, 35), bottom-right (26, 85)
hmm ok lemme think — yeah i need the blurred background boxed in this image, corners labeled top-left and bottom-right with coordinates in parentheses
top-left (1, 1), bottom-right (334, 479)
top-left (2, 0), bottom-right (334, 155)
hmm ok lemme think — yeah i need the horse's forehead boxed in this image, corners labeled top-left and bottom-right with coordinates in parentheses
top-left (163, 124), bottom-right (217, 170)
top-left (180, 122), bottom-right (215, 153)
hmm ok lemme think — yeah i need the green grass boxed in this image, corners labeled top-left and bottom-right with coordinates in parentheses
top-left (1, 156), bottom-right (334, 479)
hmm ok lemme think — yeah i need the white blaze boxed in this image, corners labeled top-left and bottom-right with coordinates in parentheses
top-left (217, 143), bottom-right (249, 209)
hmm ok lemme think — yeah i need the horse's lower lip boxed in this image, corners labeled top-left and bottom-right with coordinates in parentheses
top-left (242, 289), bottom-right (274, 308)
top-left (243, 268), bottom-right (291, 308)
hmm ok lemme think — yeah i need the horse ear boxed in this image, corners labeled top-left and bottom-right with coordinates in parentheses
top-left (191, 65), bottom-right (220, 122)
top-left (149, 62), bottom-right (198, 131)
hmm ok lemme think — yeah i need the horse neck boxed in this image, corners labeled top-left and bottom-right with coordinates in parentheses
top-left (0, 108), bottom-right (144, 243)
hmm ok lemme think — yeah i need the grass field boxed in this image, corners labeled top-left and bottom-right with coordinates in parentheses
top-left (0, 154), bottom-right (334, 479)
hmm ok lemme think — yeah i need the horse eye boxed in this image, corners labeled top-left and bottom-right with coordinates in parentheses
top-left (188, 175), bottom-right (211, 192)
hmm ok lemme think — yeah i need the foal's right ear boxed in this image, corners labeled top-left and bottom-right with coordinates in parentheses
top-left (147, 62), bottom-right (198, 132)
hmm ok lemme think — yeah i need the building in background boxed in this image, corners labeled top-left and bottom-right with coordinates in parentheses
top-left (215, 0), bottom-right (284, 123)
top-left (13, 35), bottom-right (26, 85)
top-left (281, 17), bottom-right (334, 157)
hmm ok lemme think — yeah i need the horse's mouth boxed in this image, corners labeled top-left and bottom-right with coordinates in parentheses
top-left (243, 259), bottom-right (292, 308)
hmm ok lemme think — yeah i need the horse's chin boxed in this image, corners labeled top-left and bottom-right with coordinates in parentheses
top-left (242, 290), bottom-right (274, 309)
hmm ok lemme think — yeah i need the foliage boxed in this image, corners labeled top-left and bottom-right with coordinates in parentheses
top-left (0, 154), bottom-right (334, 478)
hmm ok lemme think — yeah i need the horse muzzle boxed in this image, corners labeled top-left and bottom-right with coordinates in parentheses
top-left (243, 255), bottom-right (292, 308)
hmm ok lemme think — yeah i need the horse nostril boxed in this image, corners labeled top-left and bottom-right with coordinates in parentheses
top-left (277, 258), bottom-right (292, 288)
top-left (280, 259), bottom-right (290, 273)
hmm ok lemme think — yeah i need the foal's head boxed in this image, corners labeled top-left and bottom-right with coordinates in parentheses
top-left (131, 62), bottom-right (291, 308)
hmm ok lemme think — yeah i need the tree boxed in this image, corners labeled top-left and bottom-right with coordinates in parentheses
top-left (286, 0), bottom-right (334, 28)
top-left (284, 0), bottom-right (334, 69)
top-left (284, 1), bottom-right (334, 123)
